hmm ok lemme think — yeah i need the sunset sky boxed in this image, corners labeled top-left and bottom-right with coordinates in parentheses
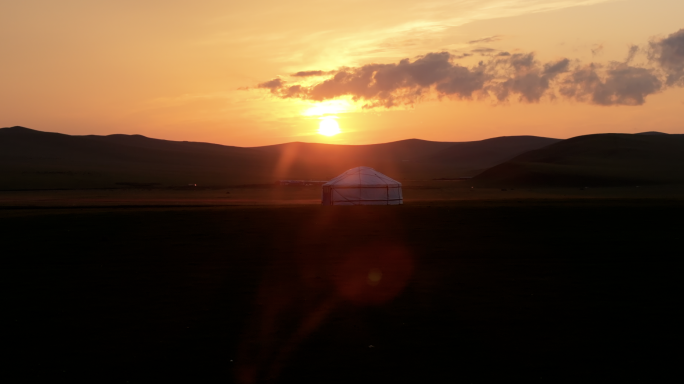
top-left (2, 0), bottom-right (683, 146)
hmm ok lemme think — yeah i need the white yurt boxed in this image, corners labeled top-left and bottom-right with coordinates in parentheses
top-left (321, 166), bottom-right (403, 205)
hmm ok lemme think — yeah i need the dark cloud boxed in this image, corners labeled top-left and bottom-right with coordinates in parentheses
top-left (491, 55), bottom-right (570, 102)
top-left (560, 64), bottom-right (662, 106)
top-left (253, 28), bottom-right (684, 108)
top-left (306, 52), bottom-right (489, 108)
top-left (471, 47), bottom-right (497, 54)
top-left (256, 78), bottom-right (306, 98)
top-left (468, 35), bottom-right (503, 44)
top-left (649, 29), bottom-right (684, 86)
top-left (507, 52), bottom-right (536, 70)
top-left (257, 78), bottom-right (285, 93)
top-left (544, 58), bottom-right (571, 76)
top-left (625, 45), bottom-right (639, 64)
top-left (434, 63), bottom-right (489, 99)
top-left (281, 85), bottom-right (306, 98)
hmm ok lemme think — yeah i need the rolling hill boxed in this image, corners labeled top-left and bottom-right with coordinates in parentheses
top-left (0, 126), bottom-right (559, 189)
top-left (474, 133), bottom-right (684, 187)
top-left (426, 136), bottom-right (561, 169)
top-left (0, 127), bottom-right (272, 189)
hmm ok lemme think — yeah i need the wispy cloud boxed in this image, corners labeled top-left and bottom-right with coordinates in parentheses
top-left (471, 47), bottom-right (499, 54)
top-left (291, 70), bottom-right (336, 77)
top-left (204, 0), bottom-right (616, 69)
top-left (468, 35), bottom-right (505, 44)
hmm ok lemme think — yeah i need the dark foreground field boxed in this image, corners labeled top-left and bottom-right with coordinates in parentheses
top-left (3, 200), bottom-right (683, 383)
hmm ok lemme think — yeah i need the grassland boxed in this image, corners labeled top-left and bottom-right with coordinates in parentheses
top-left (3, 197), bottom-right (683, 383)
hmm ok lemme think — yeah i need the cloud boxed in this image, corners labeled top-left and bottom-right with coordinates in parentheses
top-left (257, 78), bottom-right (306, 99)
top-left (591, 44), bottom-right (604, 57)
top-left (304, 52), bottom-right (490, 108)
top-left (468, 35), bottom-right (504, 44)
top-left (257, 78), bottom-right (285, 92)
top-left (253, 28), bottom-right (684, 108)
top-left (491, 56), bottom-right (570, 102)
top-left (471, 47), bottom-right (498, 54)
top-left (625, 44), bottom-right (639, 64)
top-left (649, 28), bottom-right (684, 86)
top-left (560, 64), bottom-right (662, 106)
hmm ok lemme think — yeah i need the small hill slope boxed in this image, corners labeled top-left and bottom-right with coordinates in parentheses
top-left (0, 126), bottom-right (272, 188)
top-left (474, 133), bottom-right (684, 186)
top-left (254, 136), bottom-right (559, 181)
top-left (427, 136), bottom-right (561, 169)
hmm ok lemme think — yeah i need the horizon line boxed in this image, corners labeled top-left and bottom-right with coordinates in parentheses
top-left (2, 125), bottom-right (678, 148)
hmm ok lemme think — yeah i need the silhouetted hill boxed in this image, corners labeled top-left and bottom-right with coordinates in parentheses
top-left (427, 136), bottom-right (561, 168)
top-left (474, 133), bottom-right (684, 186)
top-left (257, 138), bottom-right (455, 159)
top-left (253, 136), bottom-right (560, 180)
top-left (635, 131), bottom-right (669, 135)
top-left (0, 127), bottom-right (271, 189)
top-left (0, 126), bottom-right (559, 189)
top-left (250, 139), bottom-right (457, 181)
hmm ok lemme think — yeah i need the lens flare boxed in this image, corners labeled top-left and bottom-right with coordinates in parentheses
top-left (367, 268), bottom-right (383, 286)
top-left (334, 245), bottom-right (413, 305)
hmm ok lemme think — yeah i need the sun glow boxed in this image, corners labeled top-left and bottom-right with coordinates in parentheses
top-left (318, 118), bottom-right (341, 136)
top-left (303, 99), bottom-right (354, 117)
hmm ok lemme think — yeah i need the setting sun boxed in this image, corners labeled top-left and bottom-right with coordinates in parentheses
top-left (318, 118), bottom-right (341, 136)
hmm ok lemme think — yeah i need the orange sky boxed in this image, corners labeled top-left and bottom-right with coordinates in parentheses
top-left (2, 0), bottom-right (683, 146)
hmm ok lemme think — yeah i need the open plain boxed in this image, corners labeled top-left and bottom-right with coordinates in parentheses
top-left (3, 190), bottom-right (683, 383)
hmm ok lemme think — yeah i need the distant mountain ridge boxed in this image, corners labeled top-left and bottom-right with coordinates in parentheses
top-left (0, 126), bottom-right (561, 189)
top-left (5, 126), bottom-right (684, 189)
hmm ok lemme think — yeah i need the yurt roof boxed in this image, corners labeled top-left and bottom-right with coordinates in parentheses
top-left (323, 166), bottom-right (401, 187)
